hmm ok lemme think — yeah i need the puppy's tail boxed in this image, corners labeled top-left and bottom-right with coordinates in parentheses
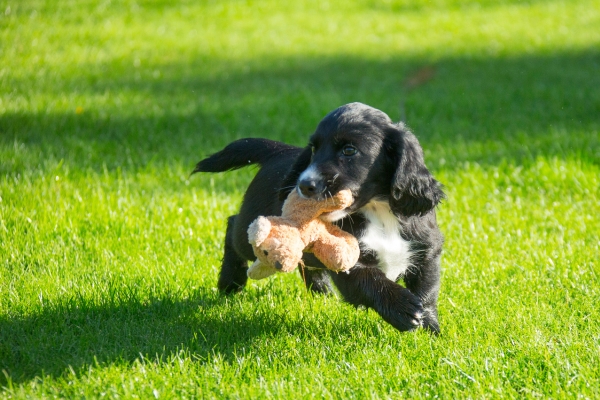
top-left (191, 138), bottom-right (298, 174)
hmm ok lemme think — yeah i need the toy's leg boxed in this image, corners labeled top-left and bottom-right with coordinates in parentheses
top-left (217, 215), bottom-right (249, 294)
top-left (247, 260), bottom-right (277, 280)
top-left (311, 234), bottom-right (359, 273)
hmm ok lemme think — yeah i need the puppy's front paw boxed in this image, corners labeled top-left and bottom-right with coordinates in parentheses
top-left (377, 287), bottom-right (424, 332)
top-left (422, 307), bottom-right (440, 334)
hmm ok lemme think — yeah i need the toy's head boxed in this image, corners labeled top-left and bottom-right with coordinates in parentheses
top-left (247, 216), bottom-right (305, 272)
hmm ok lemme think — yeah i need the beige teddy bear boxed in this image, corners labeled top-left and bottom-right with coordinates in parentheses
top-left (247, 189), bottom-right (360, 280)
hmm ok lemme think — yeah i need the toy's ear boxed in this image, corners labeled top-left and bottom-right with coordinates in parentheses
top-left (387, 124), bottom-right (445, 217)
top-left (279, 146), bottom-right (313, 201)
top-left (247, 216), bottom-right (272, 247)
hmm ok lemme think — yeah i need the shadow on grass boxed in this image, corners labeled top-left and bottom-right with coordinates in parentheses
top-left (0, 285), bottom-right (312, 385)
top-left (366, 0), bottom-right (550, 13)
top-left (2, 50), bottom-right (599, 179)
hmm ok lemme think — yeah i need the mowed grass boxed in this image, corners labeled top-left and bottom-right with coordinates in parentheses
top-left (1, 0), bottom-right (600, 397)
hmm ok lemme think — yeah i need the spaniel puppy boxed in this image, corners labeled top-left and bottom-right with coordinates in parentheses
top-left (193, 103), bottom-right (445, 333)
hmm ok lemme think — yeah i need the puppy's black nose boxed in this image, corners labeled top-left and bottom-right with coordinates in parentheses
top-left (298, 179), bottom-right (318, 198)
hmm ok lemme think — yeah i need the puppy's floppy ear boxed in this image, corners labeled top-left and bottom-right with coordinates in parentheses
top-left (278, 145), bottom-right (312, 201)
top-left (388, 125), bottom-right (444, 217)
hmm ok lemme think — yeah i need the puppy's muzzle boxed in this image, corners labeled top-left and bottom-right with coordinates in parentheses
top-left (297, 165), bottom-right (327, 199)
top-left (298, 178), bottom-right (322, 198)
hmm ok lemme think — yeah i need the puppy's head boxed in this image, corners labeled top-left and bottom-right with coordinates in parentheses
top-left (280, 102), bottom-right (444, 219)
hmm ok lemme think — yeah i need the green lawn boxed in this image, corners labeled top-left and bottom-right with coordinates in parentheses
top-left (1, 0), bottom-right (600, 398)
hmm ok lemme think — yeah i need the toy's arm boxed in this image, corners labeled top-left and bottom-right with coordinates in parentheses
top-left (281, 189), bottom-right (354, 221)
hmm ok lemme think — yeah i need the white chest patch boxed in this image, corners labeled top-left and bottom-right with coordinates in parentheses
top-left (359, 200), bottom-right (413, 281)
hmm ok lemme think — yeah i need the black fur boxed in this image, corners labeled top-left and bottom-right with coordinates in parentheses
top-left (193, 103), bottom-right (445, 333)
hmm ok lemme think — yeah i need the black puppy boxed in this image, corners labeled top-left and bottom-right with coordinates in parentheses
top-left (193, 103), bottom-right (445, 333)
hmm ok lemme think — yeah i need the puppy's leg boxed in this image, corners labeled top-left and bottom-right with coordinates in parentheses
top-left (300, 253), bottom-right (335, 295)
top-left (404, 254), bottom-right (441, 334)
top-left (300, 268), bottom-right (335, 295)
top-left (217, 215), bottom-right (249, 294)
top-left (330, 266), bottom-right (424, 332)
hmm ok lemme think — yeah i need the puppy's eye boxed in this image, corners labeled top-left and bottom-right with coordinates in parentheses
top-left (311, 145), bottom-right (316, 154)
top-left (341, 145), bottom-right (357, 156)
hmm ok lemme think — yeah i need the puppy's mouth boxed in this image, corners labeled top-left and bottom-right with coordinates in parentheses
top-left (294, 183), bottom-right (354, 222)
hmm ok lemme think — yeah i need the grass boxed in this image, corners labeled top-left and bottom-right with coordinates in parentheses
top-left (1, 0), bottom-right (600, 397)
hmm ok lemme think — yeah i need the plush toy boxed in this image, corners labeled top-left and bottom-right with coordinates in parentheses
top-left (246, 189), bottom-right (360, 280)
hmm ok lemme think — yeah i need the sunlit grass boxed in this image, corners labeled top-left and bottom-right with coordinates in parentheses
top-left (1, 0), bottom-right (600, 398)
